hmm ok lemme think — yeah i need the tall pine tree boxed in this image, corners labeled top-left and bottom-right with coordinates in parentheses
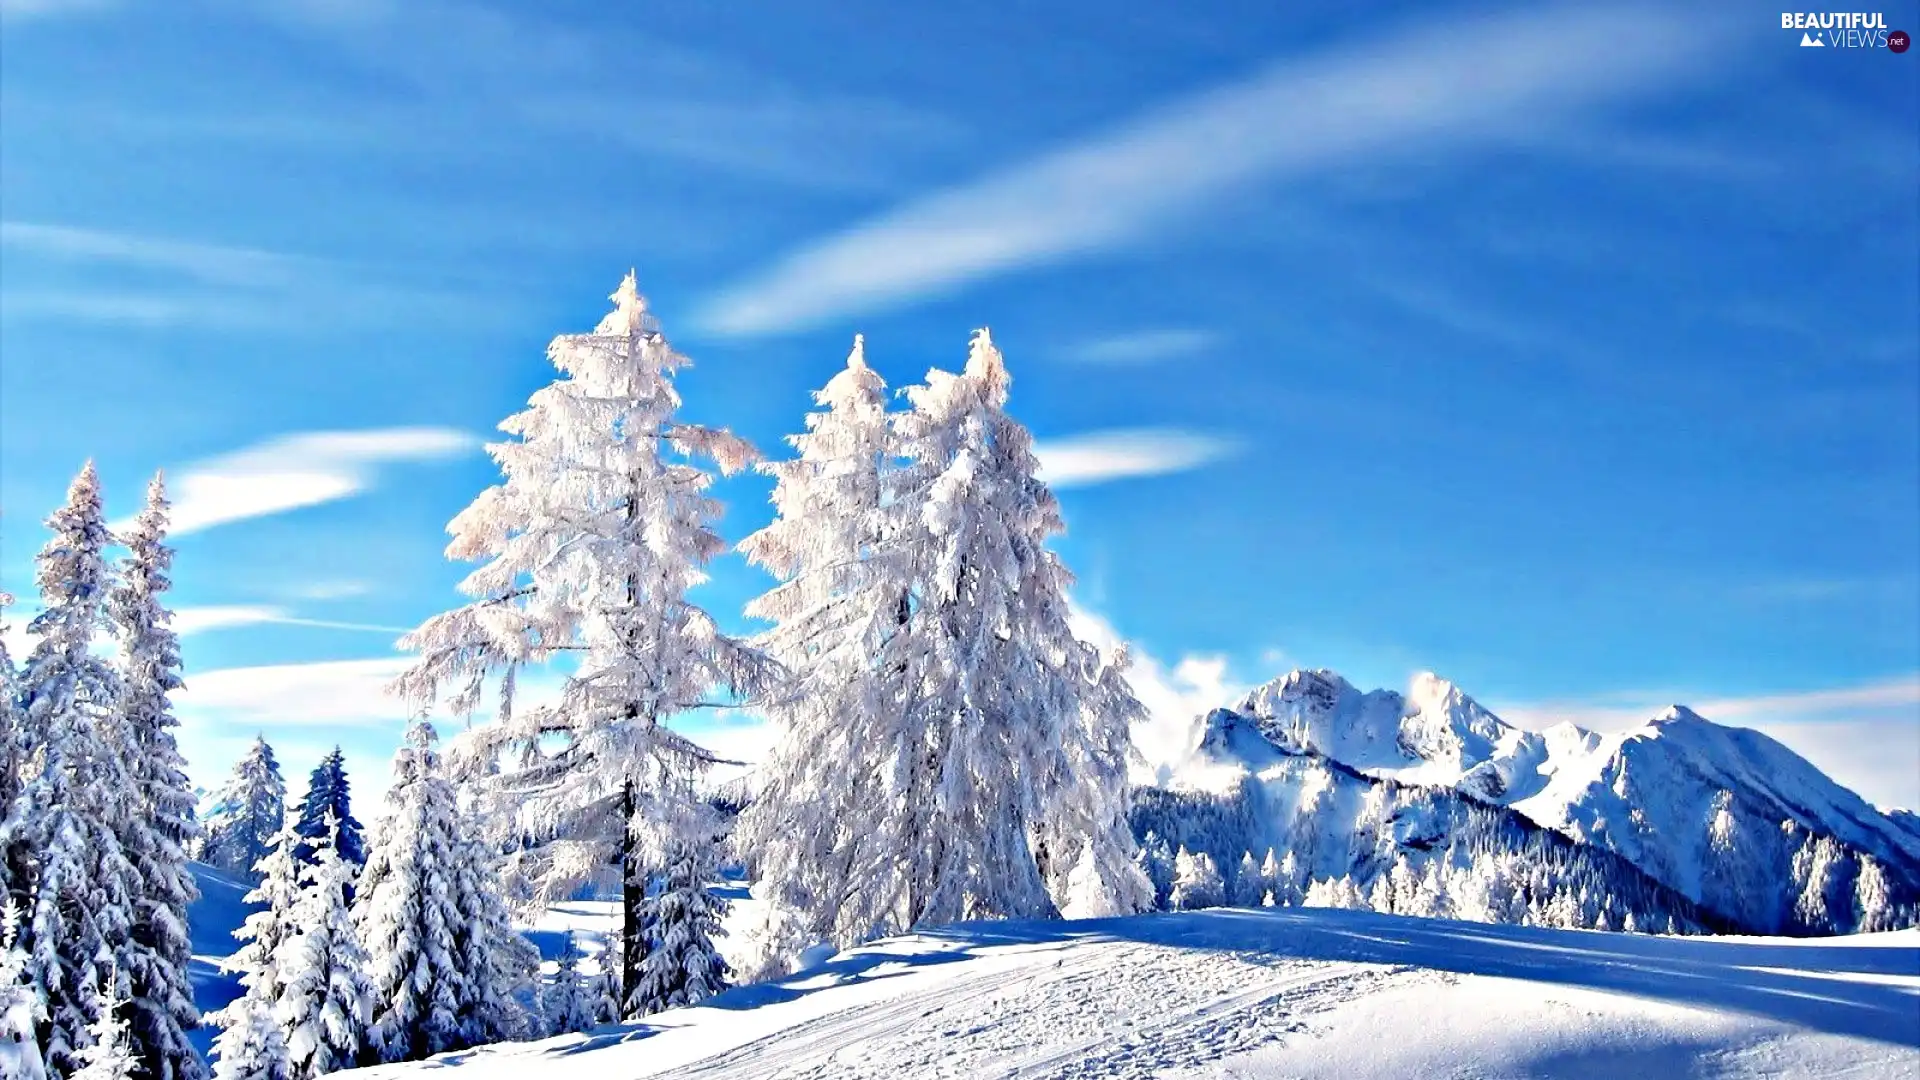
top-left (390, 273), bottom-right (774, 1012)
top-left (107, 472), bottom-right (204, 1080)
top-left (0, 592), bottom-right (22, 909)
top-left (201, 739), bottom-right (286, 881)
top-left (734, 336), bottom-right (910, 958)
top-left (292, 749), bottom-right (364, 870)
top-left (11, 463), bottom-right (140, 1075)
top-left (352, 721), bottom-right (468, 1062)
top-left (275, 819), bottom-right (371, 1078)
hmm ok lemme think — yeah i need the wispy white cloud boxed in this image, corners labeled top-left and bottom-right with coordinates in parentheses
top-left (172, 604), bottom-right (410, 637)
top-left (285, 580), bottom-right (374, 602)
top-left (125, 428), bottom-right (478, 537)
top-left (176, 657), bottom-right (413, 726)
top-left (1068, 603), bottom-right (1251, 785)
top-left (699, 3), bottom-right (1737, 335)
top-left (1034, 428), bottom-right (1239, 489)
top-left (1057, 329), bottom-right (1220, 366)
top-left (0, 221), bottom-right (308, 287)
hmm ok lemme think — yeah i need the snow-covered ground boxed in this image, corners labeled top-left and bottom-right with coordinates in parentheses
top-left (339, 909), bottom-right (1920, 1079)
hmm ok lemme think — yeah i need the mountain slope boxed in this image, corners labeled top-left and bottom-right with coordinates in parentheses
top-left (1193, 669), bottom-right (1920, 934)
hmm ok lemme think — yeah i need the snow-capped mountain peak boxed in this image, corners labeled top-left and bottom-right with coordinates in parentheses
top-left (1166, 667), bottom-right (1920, 936)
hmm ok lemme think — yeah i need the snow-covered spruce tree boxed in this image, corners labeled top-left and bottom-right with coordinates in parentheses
top-left (352, 720), bottom-right (469, 1062)
top-left (71, 977), bottom-right (135, 1080)
top-left (10, 463), bottom-right (140, 1075)
top-left (218, 816), bottom-right (303, 1068)
top-left (1230, 852), bottom-right (1265, 908)
top-left (389, 273), bottom-right (772, 1011)
top-left (2, 904), bottom-right (49, 1080)
top-left (889, 330), bottom-right (1150, 927)
top-left (739, 330), bottom-right (1148, 957)
top-left (293, 749), bottom-right (364, 870)
top-left (448, 828), bottom-right (538, 1048)
top-left (106, 472), bottom-right (204, 1080)
top-left (1169, 848), bottom-right (1224, 911)
top-left (0, 593), bottom-right (22, 907)
top-left (543, 933), bottom-right (596, 1036)
top-left (276, 819), bottom-right (372, 1078)
top-left (1135, 832), bottom-right (1176, 911)
top-left (201, 738), bottom-right (286, 881)
top-left (209, 997), bottom-right (289, 1080)
top-left (732, 336), bottom-right (903, 959)
top-left (632, 822), bottom-right (729, 1015)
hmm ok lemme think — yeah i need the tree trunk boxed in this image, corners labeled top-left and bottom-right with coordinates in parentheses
top-left (619, 778), bottom-right (645, 1018)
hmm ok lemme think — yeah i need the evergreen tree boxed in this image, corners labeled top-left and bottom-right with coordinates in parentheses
top-left (390, 274), bottom-right (772, 1009)
top-left (632, 828), bottom-right (729, 1016)
top-left (1, 904), bottom-right (49, 1080)
top-left (543, 933), bottom-right (596, 1036)
top-left (0, 593), bottom-right (22, 907)
top-left (106, 473), bottom-right (204, 1080)
top-left (71, 975), bottom-right (136, 1080)
top-left (293, 749), bottom-right (364, 870)
top-left (10, 463), bottom-right (139, 1075)
top-left (447, 830), bottom-right (538, 1048)
top-left (209, 998), bottom-right (289, 1080)
top-left (1230, 851), bottom-right (1265, 908)
top-left (276, 820), bottom-right (371, 1078)
top-left (1135, 832), bottom-right (1176, 911)
top-left (733, 336), bottom-right (904, 958)
top-left (1169, 848), bottom-right (1224, 911)
top-left (353, 721), bottom-right (469, 1062)
top-left (202, 739), bottom-right (286, 881)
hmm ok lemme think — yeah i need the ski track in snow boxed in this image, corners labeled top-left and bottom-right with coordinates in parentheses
top-left (657, 941), bottom-right (1412, 1080)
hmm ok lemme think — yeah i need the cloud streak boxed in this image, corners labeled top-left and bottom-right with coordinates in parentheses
top-left (699, 3), bottom-right (1737, 335)
top-left (172, 604), bottom-right (411, 637)
top-left (1058, 329), bottom-right (1221, 366)
top-left (127, 428), bottom-right (478, 537)
top-left (1035, 429), bottom-right (1239, 489)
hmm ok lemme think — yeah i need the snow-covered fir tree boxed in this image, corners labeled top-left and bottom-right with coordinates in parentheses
top-left (355, 719), bottom-right (531, 1061)
top-left (353, 720), bottom-right (469, 1062)
top-left (105, 472), bottom-right (204, 1080)
top-left (1136, 832), bottom-right (1176, 911)
top-left (276, 820), bottom-right (372, 1078)
top-left (389, 274), bottom-right (772, 1009)
top-left (732, 335), bottom-right (903, 958)
top-left (1262, 849), bottom-right (1295, 906)
top-left (1230, 852), bottom-right (1265, 908)
top-left (218, 816), bottom-right (303, 1072)
top-left (1170, 848), bottom-right (1224, 911)
top-left (447, 828), bottom-right (538, 1048)
top-left (632, 822), bottom-right (729, 1016)
top-left (293, 748), bottom-right (364, 870)
top-left (209, 998), bottom-right (289, 1080)
top-left (9, 463), bottom-right (140, 1075)
top-left (0, 593), bottom-right (22, 908)
top-left (201, 738), bottom-right (287, 881)
top-left (70, 983), bottom-right (135, 1080)
top-left (739, 330), bottom-right (1148, 958)
top-left (542, 933), bottom-right (596, 1036)
top-left (1, 904), bottom-right (48, 1080)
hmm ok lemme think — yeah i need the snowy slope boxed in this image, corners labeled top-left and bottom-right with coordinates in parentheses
top-left (335, 909), bottom-right (1920, 1079)
top-left (1210, 669), bottom-right (1920, 933)
top-left (185, 860), bottom-right (256, 1057)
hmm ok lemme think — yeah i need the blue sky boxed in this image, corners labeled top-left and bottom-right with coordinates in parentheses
top-left (2, 1), bottom-right (1916, 808)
